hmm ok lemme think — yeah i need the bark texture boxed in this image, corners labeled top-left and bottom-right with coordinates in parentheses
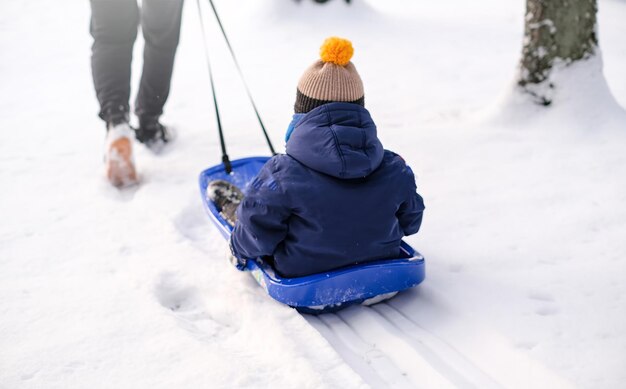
top-left (519, 0), bottom-right (598, 104)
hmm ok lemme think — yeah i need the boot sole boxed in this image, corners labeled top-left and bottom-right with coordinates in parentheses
top-left (106, 137), bottom-right (138, 188)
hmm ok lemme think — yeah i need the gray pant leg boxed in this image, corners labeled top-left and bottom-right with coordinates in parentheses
top-left (90, 0), bottom-right (139, 124)
top-left (134, 0), bottom-right (184, 121)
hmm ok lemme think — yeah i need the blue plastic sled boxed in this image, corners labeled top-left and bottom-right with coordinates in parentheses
top-left (199, 156), bottom-right (425, 313)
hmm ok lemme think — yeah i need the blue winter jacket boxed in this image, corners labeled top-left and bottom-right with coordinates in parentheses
top-left (230, 102), bottom-right (425, 278)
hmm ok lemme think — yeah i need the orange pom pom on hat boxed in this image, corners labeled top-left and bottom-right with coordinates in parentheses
top-left (295, 37), bottom-right (364, 113)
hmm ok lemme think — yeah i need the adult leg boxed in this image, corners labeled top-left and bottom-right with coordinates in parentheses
top-left (90, 0), bottom-right (139, 125)
top-left (134, 0), bottom-right (184, 122)
top-left (91, 0), bottom-right (140, 187)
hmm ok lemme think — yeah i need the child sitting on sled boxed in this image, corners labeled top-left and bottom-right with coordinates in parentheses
top-left (208, 37), bottom-right (425, 278)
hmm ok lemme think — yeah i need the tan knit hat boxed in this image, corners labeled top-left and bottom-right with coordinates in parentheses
top-left (295, 37), bottom-right (364, 113)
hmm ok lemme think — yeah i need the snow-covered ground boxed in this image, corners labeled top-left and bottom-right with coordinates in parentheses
top-left (1, 0), bottom-right (625, 388)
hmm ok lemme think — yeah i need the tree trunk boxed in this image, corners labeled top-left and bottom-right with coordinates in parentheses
top-left (518, 0), bottom-right (598, 105)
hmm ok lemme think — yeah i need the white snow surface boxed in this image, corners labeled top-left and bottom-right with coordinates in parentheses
top-left (1, 0), bottom-right (626, 388)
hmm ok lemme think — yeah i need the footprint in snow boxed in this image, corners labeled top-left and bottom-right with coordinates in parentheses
top-left (172, 202), bottom-right (212, 243)
top-left (527, 290), bottom-right (555, 302)
top-left (154, 272), bottom-right (233, 340)
top-left (527, 290), bottom-right (559, 316)
top-left (534, 305), bottom-right (559, 316)
top-left (155, 274), bottom-right (199, 312)
top-left (20, 369), bottom-right (40, 381)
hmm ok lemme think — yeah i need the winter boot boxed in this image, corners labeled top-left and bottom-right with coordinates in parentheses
top-left (206, 180), bottom-right (244, 227)
top-left (135, 116), bottom-right (174, 152)
top-left (105, 122), bottom-right (138, 188)
top-left (226, 243), bottom-right (247, 270)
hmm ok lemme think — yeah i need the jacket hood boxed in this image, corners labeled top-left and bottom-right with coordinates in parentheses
top-left (285, 102), bottom-right (384, 179)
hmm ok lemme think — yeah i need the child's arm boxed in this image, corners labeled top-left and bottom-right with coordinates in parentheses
top-left (397, 191), bottom-right (425, 236)
top-left (397, 167), bottom-right (425, 236)
top-left (230, 160), bottom-right (291, 264)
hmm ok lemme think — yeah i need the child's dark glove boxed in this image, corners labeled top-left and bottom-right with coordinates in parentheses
top-left (228, 238), bottom-right (247, 271)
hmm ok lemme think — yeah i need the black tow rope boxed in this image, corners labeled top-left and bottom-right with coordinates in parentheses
top-left (196, 0), bottom-right (231, 173)
top-left (195, 0), bottom-right (277, 174)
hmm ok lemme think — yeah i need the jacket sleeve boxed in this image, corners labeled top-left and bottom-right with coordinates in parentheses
top-left (230, 159), bottom-right (290, 262)
top-left (397, 166), bottom-right (425, 236)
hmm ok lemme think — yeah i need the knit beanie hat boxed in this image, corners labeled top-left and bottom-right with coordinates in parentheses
top-left (294, 37), bottom-right (364, 114)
